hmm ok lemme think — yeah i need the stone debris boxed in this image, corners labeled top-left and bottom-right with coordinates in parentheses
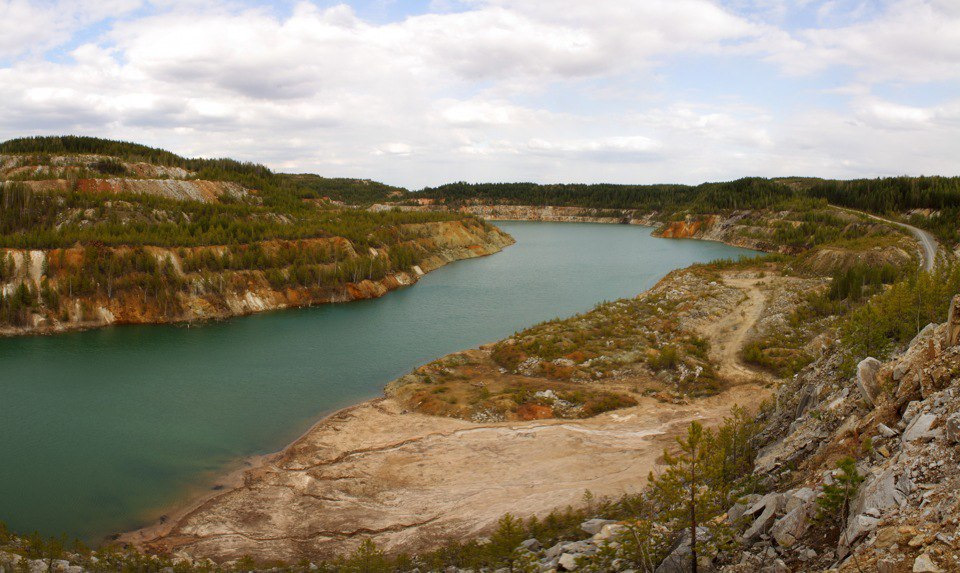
top-left (856, 357), bottom-right (882, 405)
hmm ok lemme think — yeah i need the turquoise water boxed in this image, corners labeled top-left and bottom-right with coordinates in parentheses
top-left (0, 222), bottom-right (756, 542)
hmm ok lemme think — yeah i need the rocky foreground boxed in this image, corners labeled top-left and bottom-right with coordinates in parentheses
top-left (480, 296), bottom-right (960, 573)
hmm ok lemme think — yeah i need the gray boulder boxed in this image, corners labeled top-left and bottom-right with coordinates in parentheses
top-left (771, 501), bottom-right (815, 548)
top-left (903, 413), bottom-right (939, 442)
top-left (558, 553), bottom-right (579, 571)
top-left (742, 493), bottom-right (783, 541)
top-left (841, 514), bottom-right (880, 545)
top-left (843, 467), bottom-right (912, 544)
top-left (519, 538), bottom-right (541, 552)
top-left (850, 467), bottom-right (912, 517)
top-left (877, 423), bottom-right (898, 438)
top-left (945, 413), bottom-right (960, 444)
top-left (580, 518), bottom-right (616, 536)
top-left (909, 323), bottom-right (938, 349)
top-left (856, 357), bottom-right (883, 406)
top-left (783, 487), bottom-right (816, 513)
top-left (655, 527), bottom-right (713, 573)
top-left (892, 361), bottom-right (910, 382)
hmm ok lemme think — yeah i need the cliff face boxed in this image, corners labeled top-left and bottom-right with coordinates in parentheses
top-left (0, 220), bottom-right (513, 337)
top-left (372, 204), bottom-right (794, 254)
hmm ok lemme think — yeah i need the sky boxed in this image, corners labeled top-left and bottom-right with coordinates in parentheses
top-left (1, 0), bottom-right (958, 189)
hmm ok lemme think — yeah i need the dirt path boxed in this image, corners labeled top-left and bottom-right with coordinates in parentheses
top-left (832, 205), bottom-right (941, 271)
top-left (700, 276), bottom-right (773, 385)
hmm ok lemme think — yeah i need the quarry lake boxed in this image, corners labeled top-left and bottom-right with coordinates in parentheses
top-left (0, 221), bottom-right (757, 542)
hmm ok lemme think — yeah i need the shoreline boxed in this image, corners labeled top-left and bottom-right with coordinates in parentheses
top-left (128, 386), bottom-right (771, 561)
top-left (0, 221), bottom-right (516, 339)
top-left (123, 259), bottom-right (799, 562)
top-left (118, 398), bottom-right (386, 547)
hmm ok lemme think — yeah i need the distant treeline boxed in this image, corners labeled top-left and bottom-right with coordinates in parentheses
top-left (418, 178), bottom-right (794, 211)
top-left (420, 176), bottom-right (960, 243)
top-left (0, 136), bottom-right (407, 205)
top-left (5, 136), bottom-right (959, 242)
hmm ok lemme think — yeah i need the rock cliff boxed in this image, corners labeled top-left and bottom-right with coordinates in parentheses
top-left (0, 220), bottom-right (513, 337)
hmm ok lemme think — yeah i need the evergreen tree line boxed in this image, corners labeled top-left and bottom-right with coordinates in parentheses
top-left (0, 183), bottom-right (463, 250)
top-left (418, 178), bottom-right (795, 212)
top-left (419, 176), bottom-right (960, 243)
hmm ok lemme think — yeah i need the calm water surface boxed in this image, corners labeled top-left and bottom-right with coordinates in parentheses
top-left (0, 222), bottom-right (757, 541)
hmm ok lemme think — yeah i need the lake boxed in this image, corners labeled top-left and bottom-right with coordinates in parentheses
top-left (0, 221), bottom-right (757, 541)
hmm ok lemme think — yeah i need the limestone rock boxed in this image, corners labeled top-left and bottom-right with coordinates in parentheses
top-left (945, 413), bottom-right (960, 444)
top-left (903, 413), bottom-right (938, 442)
top-left (771, 501), bottom-right (815, 548)
top-left (580, 518), bottom-right (616, 536)
top-left (784, 487), bottom-right (816, 513)
top-left (857, 357), bottom-right (883, 405)
top-left (519, 538), bottom-right (540, 552)
top-left (893, 360), bottom-right (910, 382)
top-left (842, 514), bottom-right (880, 545)
top-left (655, 527), bottom-right (713, 573)
top-left (592, 523), bottom-right (625, 542)
top-left (558, 553), bottom-right (579, 571)
top-left (850, 467), bottom-right (912, 517)
top-left (760, 559), bottom-right (789, 573)
top-left (844, 467), bottom-right (912, 544)
top-left (946, 294), bottom-right (960, 347)
top-left (910, 323), bottom-right (938, 349)
top-left (743, 494), bottom-right (782, 541)
top-left (913, 553), bottom-right (943, 573)
top-left (877, 423), bottom-right (898, 438)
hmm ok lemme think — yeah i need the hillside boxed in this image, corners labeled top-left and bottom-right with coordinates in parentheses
top-left (409, 176), bottom-right (960, 247)
top-left (0, 137), bottom-right (511, 335)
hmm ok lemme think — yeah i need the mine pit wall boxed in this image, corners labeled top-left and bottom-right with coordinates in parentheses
top-left (18, 178), bottom-right (248, 203)
top-left (371, 204), bottom-right (788, 254)
top-left (0, 220), bottom-right (514, 337)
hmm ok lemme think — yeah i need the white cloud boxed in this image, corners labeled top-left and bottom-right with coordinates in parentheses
top-left (0, 0), bottom-right (140, 59)
top-left (0, 0), bottom-right (957, 188)
top-left (766, 0), bottom-right (960, 82)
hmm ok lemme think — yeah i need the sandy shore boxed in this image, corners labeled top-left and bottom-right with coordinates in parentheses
top-left (127, 384), bottom-right (767, 562)
top-left (125, 271), bottom-right (800, 562)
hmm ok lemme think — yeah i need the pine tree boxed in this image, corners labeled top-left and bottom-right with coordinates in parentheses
top-left (649, 421), bottom-right (726, 573)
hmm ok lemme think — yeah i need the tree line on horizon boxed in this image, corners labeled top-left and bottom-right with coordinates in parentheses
top-left (3, 136), bottom-right (958, 243)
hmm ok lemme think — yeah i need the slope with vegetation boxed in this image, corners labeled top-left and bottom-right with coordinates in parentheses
top-left (411, 175), bottom-right (960, 248)
top-left (0, 137), bottom-right (511, 335)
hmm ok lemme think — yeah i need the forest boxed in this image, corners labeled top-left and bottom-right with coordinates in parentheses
top-left (418, 178), bottom-right (795, 212)
top-left (419, 176), bottom-right (960, 243)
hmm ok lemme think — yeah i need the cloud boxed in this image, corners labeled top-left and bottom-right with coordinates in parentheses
top-left (0, 0), bottom-right (141, 60)
top-left (766, 0), bottom-right (960, 82)
top-left (0, 0), bottom-right (957, 188)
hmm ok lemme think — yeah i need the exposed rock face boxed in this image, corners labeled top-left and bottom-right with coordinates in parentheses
top-left (0, 220), bottom-right (513, 337)
top-left (717, 318), bottom-right (960, 572)
top-left (22, 178), bottom-right (249, 203)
